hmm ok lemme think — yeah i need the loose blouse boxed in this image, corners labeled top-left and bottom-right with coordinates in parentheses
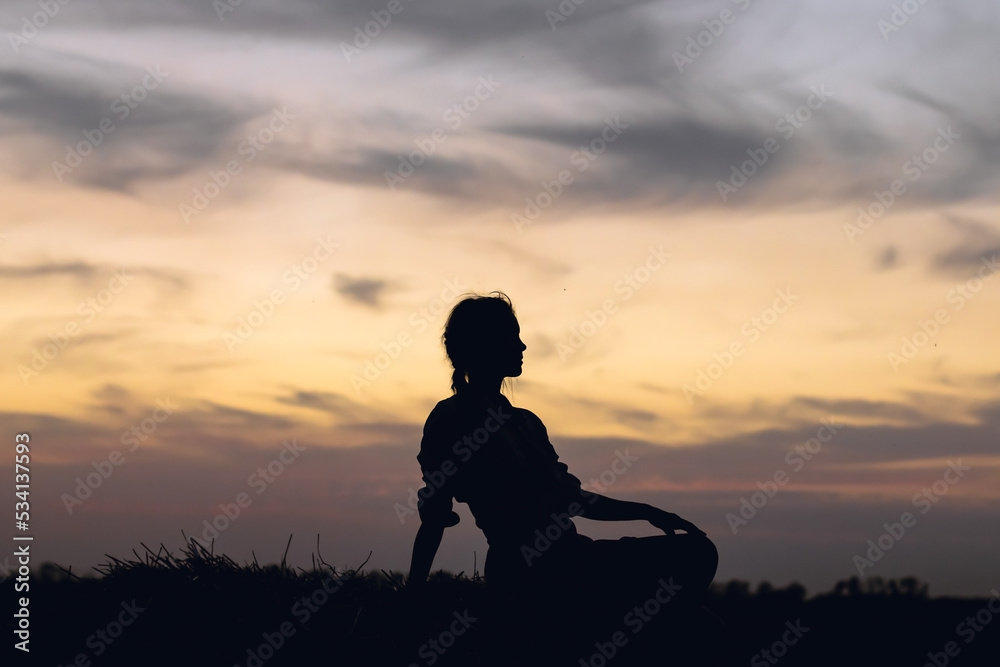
top-left (416, 391), bottom-right (589, 558)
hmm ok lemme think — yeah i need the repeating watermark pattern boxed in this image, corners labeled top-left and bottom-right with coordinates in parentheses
top-left (852, 459), bottom-right (970, 576)
top-left (394, 403), bottom-right (513, 524)
top-left (214, 0), bottom-right (247, 21)
top-left (920, 587), bottom-right (1000, 667)
top-left (351, 278), bottom-right (467, 393)
top-left (581, 449), bottom-right (639, 495)
top-left (717, 85), bottom-right (833, 202)
top-left (749, 619), bottom-right (810, 666)
top-left (545, 0), bottom-right (590, 31)
top-left (522, 451), bottom-right (637, 566)
top-left (191, 439), bottom-right (306, 547)
top-left (406, 609), bottom-right (477, 667)
top-left (179, 107), bottom-right (295, 223)
top-left (511, 117), bottom-right (629, 233)
top-left (682, 288), bottom-right (799, 403)
top-left (576, 577), bottom-right (683, 665)
top-left (61, 399), bottom-right (178, 514)
top-left (232, 572), bottom-right (352, 667)
top-left (878, 0), bottom-right (933, 41)
top-left (672, 0), bottom-right (753, 73)
top-left (521, 501), bottom-right (592, 567)
top-left (340, 0), bottom-right (415, 62)
top-left (224, 235), bottom-right (339, 352)
top-left (887, 254), bottom-right (998, 372)
top-left (7, 0), bottom-right (73, 53)
top-left (726, 417), bottom-right (842, 534)
top-left (52, 66), bottom-right (169, 181)
top-left (54, 599), bottom-right (146, 666)
top-left (18, 269), bottom-right (134, 385)
top-left (385, 76), bottom-right (501, 191)
top-left (954, 589), bottom-right (1000, 645)
top-left (556, 246), bottom-right (670, 361)
top-left (843, 126), bottom-right (959, 244)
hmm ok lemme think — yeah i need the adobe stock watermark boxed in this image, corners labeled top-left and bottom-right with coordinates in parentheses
top-left (192, 439), bottom-right (306, 547)
top-left (179, 107), bottom-right (295, 223)
top-left (52, 599), bottom-right (146, 666)
top-left (351, 278), bottom-right (467, 393)
top-left (852, 459), bottom-right (970, 576)
top-left (394, 402), bottom-right (512, 523)
top-left (7, 0), bottom-right (73, 53)
top-left (340, 0), bottom-right (415, 63)
top-left (717, 85), bottom-right (833, 202)
top-left (523, 450), bottom-right (637, 567)
top-left (577, 577), bottom-right (683, 666)
top-left (843, 126), bottom-right (959, 244)
top-left (726, 417), bottom-right (842, 534)
top-left (223, 235), bottom-right (339, 352)
top-left (384, 75), bottom-right (501, 191)
top-left (683, 288), bottom-right (799, 403)
top-left (749, 620), bottom-right (810, 666)
top-left (672, 0), bottom-right (753, 73)
top-left (545, 0), bottom-right (590, 31)
top-left (52, 66), bottom-right (169, 182)
top-left (877, 0), bottom-right (933, 41)
top-left (18, 269), bottom-right (134, 385)
top-left (887, 254), bottom-right (998, 372)
top-left (407, 609), bottom-right (477, 667)
top-left (233, 572), bottom-right (352, 667)
top-left (61, 399), bottom-right (178, 514)
top-left (214, 0), bottom-right (247, 21)
top-left (521, 498), bottom-right (598, 568)
top-left (556, 245), bottom-right (670, 361)
top-left (582, 449), bottom-right (640, 495)
top-left (921, 587), bottom-right (1000, 667)
top-left (511, 116), bottom-right (629, 233)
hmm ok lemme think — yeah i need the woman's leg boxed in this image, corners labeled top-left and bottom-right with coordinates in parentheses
top-left (578, 533), bottom-right (718, 608)
top-left (560, 534), bottom-right (722, 665)
top-left (484, 535), bottom-right (722, 665)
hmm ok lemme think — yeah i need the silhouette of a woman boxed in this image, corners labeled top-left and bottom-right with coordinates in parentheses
top-left (407, 292), bottom-right (719, 660)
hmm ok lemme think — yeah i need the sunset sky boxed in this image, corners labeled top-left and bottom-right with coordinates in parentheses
top-left (2, 0), bottom-right (999, 597)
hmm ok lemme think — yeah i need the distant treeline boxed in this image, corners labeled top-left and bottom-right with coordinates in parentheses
top-left (4, 539), bottom-right (996, 667)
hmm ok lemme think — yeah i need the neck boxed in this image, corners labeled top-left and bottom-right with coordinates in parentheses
top-left (467, 375), bottom-right (503, 398)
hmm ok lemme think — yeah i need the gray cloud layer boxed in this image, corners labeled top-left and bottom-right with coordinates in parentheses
top-left (2, 0), bottom-right (997, 211)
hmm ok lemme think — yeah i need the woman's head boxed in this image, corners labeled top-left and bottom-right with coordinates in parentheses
top-left (442, 291), bottom-right (525, 394)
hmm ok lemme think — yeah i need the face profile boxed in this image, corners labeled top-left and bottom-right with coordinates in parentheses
top-left (486, 315), bottom-right (525, 380)
top-left (441, 292), bottom-right (526, 395)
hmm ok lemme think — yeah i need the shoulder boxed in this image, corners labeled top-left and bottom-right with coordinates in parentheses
top-left (421, 395), bottom-right (493, 446)
top-left (422, 394), bottom-right (544, 436)
top-left (513, 405), bottom-right (546, 433)
top-left (421, 397), bottom-right (461, 441)
top-left (424, 395), bottom-right (463, 429)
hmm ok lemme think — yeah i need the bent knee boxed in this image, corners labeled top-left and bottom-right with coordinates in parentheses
top-left (675, 534), bottom-right (718, 587)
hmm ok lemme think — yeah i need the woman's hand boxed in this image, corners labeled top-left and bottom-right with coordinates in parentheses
top-left (648, 508), bottom-right (706, 536)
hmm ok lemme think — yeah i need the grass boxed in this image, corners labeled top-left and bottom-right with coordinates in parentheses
top-left (6, 535), bottom-right (998, 666)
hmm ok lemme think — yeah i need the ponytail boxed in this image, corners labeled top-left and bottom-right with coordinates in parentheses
top-left (451, 367), bottom-right (469, 394)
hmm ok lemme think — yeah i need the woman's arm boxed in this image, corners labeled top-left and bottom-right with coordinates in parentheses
top-left (406, 522), bottom-right (444, 587)
top-left (577, 492), bottom-right (655, 521)
top-left (408, 405), bottom-right (461, 587)
top-left (578, 492), bottom-right (706, 535)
